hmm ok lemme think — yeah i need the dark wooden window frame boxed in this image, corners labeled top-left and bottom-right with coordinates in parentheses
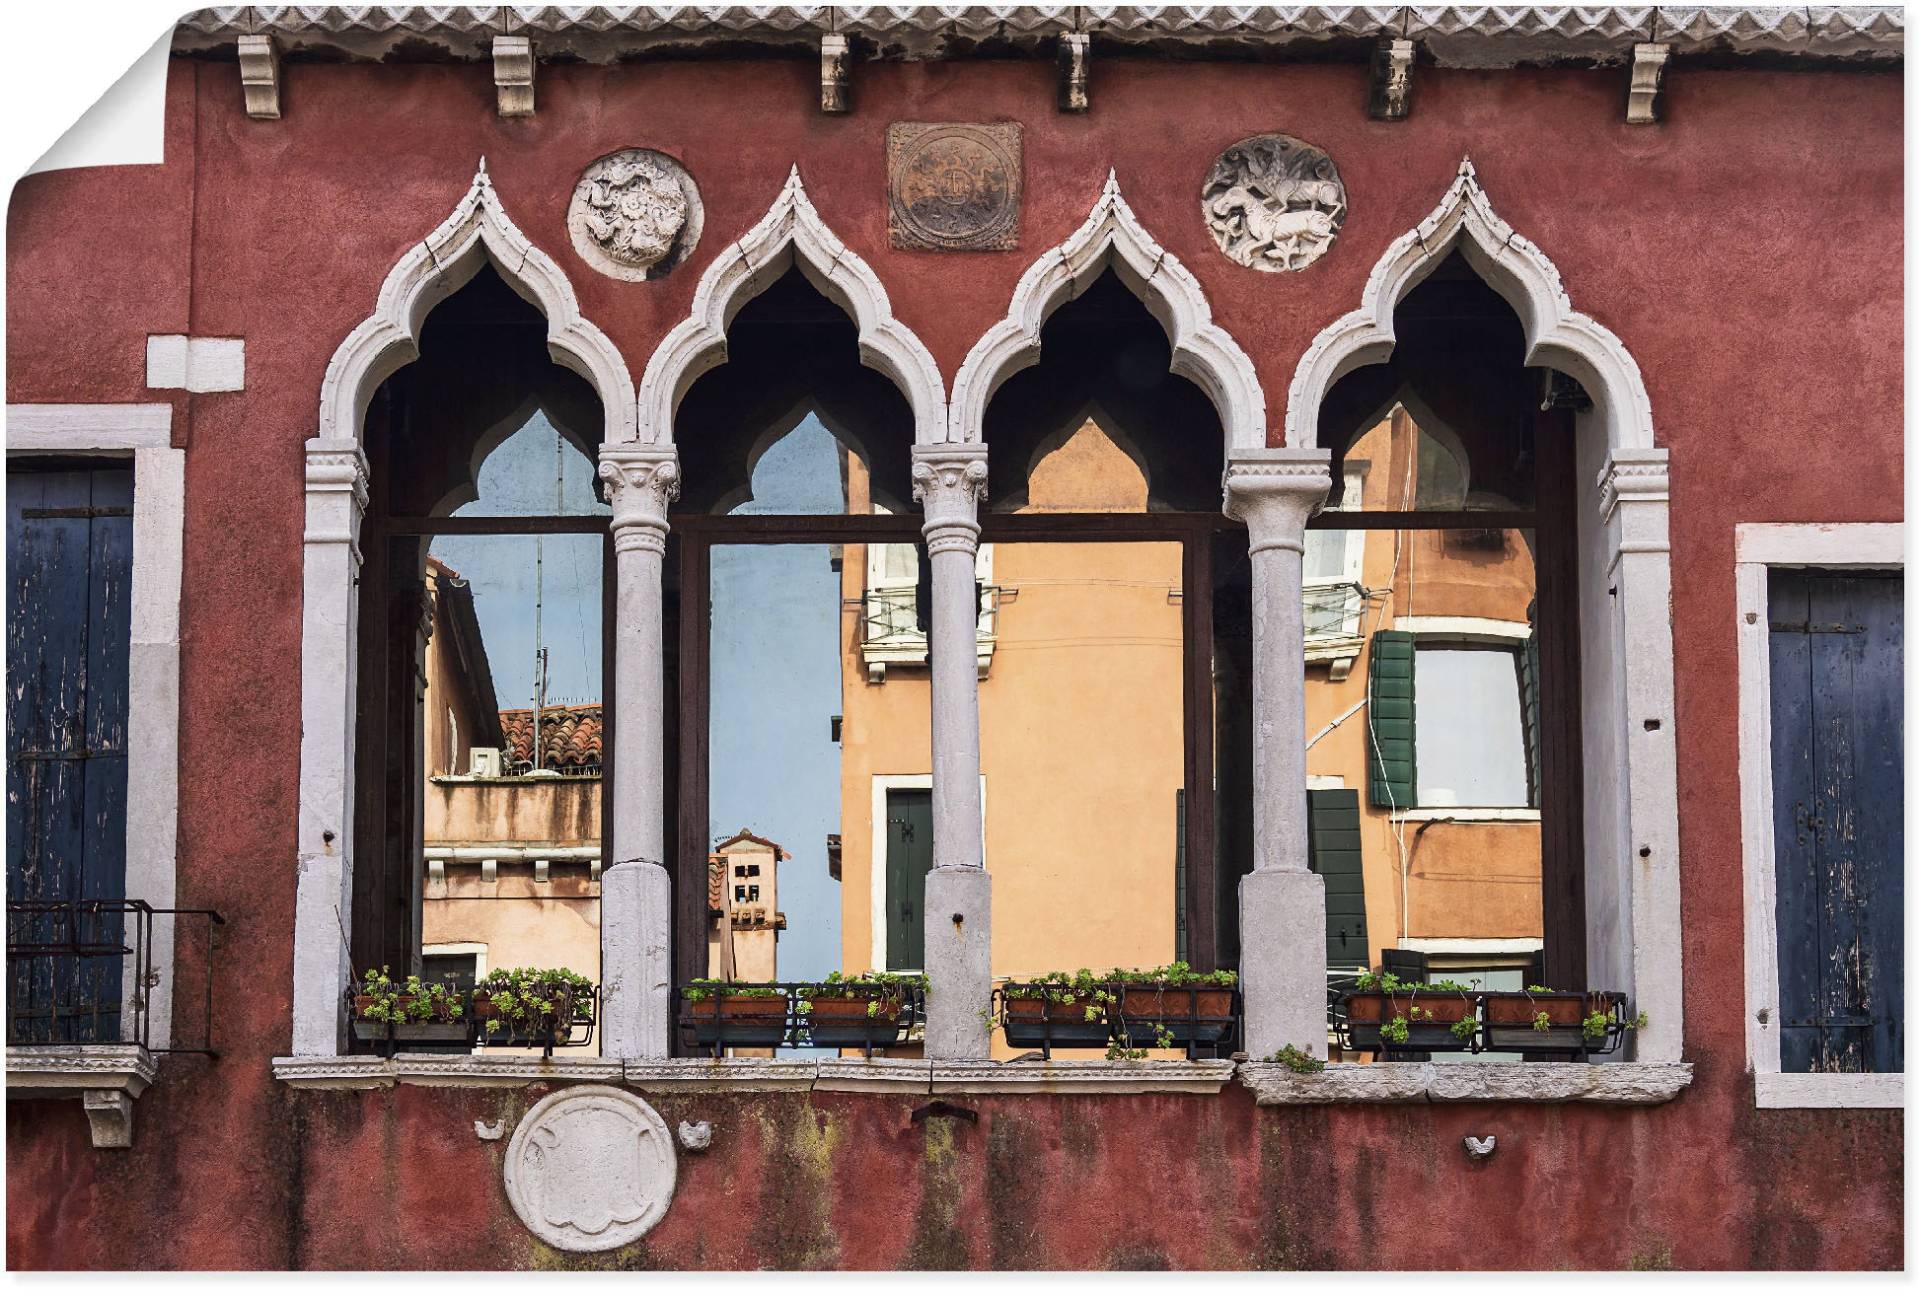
top-left (669, 509), bottom-right (1235, 1014)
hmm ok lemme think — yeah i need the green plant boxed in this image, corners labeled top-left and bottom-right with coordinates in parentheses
top-left (354, 966), bottom-right (463, 1024)
top-left (474, 966), bottom-right (594, 1037)
top-left (1002, 969), bottom-right (1118, 1022)
top-left (680, 979), bottom-right (785, 1004)
top-left (1533, 1010), bottom-right (1553, 1032)
top-left (1106, 961), bottom-right (1237, 988)
top-left (803, 970), bottom-right (926, 1017)
top-left (1380, 1015), bottom-right (1410, 1045)
top-left (1268, 1044), bottom-right (1325, 1074)
top-left (1449, 1013), bottom-right (1479, 1042)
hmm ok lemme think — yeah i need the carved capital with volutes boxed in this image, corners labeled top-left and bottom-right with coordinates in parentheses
top-left (912, 443), bottom-right (989, 557)
top-left (1222, 448), bottom-right (1333, 557)
top-left (598, 447), bottom-right (680, 555)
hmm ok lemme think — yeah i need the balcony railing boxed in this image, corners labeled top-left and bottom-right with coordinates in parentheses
top-left (5, 899), bottom-right (225, 1055)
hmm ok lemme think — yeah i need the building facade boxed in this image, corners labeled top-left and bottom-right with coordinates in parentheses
top-left (3, 4), bottom-right (1904, 1269)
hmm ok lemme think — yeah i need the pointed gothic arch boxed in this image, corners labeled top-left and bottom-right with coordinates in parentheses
top-left (1284, 157), bottom-right (1655, 453)
top-left (949, 170), bottom-right (1267, 451)
top-left (635, 165), bottom-right (946, 447)
top-left (317, 160), bottom-right (637, 447)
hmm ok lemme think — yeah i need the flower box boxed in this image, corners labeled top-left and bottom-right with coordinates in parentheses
top-left (684, 992), bottom-right (791, 1049)
top-left (805, 994), bottom-right (908, 1049)
top-left (1117, 985), bottom-right (1236, 1046)
top-left (1483, 990), bottom-right (1622, 1052)
top-left (1342, 990), bottom-right (1476, 1052)
top-left (1001, 992), bottom-right (1111, 1049)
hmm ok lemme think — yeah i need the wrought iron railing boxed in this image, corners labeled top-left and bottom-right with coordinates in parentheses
top-left (677, 981), bottom-right (927, 1058)
top-left (5, 899), bottom-right (225, 1055)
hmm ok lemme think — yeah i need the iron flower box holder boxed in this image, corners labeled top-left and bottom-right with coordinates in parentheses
top-left (681, 981), bottom-right (793, 1050)
top-left (1000, 972), bottom-right (1116, 1054)
top-left (802, 972), bottom-right (923, 1051)
top-left (1482, 988), bottom-right (1634, 1055)
top-left (348, 968), bottom-right (467, 1047)
top-left (1111, 963), bottom-right (1240, 1053)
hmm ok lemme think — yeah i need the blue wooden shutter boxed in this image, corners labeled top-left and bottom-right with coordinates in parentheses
top-left (1768, 570), bottom-right (1904, 1074)
top-left (1367, 630), bottom-right (1417, 808)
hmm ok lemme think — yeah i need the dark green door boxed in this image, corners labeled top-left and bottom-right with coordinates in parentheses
top-left (885, 788), bottom-right (932, 970)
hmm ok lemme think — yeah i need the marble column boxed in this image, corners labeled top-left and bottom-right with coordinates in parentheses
top-left (291, 439), bottom-right (369, 1056)
top-left (597, 446), bottom-right (680, 1060)
top-left (1222, 447), bottom-right (1333, 1060)
top-left (911, 443), bottom-right (991, 1060)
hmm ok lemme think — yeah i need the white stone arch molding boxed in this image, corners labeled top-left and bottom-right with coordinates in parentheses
top-left (635, 165), bottom-right (945, 447)
top-left (949, 169), bottom-right (1267, 451)
top-left (318, 158), bottom-right (638, 449)
top-left (1283, 155), bottom-right (1653, 453)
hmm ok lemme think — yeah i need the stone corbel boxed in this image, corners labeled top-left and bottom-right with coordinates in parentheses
top-left (8, 1045), bottom-right (156, 1149)
top-left (494, 36), bottom-right (535, 118)
top-left (821, 33), bottom-right (851, 114)
top-left (1369, 38), bottom-right (1415, 120)
top-left (1058, 33), bottom-right (1090, 113)
top-left (1626, 43), bottom-right (1671, 124)
top-left (238, 34), bottom-right (281, 120)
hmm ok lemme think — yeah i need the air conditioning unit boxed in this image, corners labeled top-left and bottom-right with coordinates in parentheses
top-left (469, 747), bottom-right (503, 777)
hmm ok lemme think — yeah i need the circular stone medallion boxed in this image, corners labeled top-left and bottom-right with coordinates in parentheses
top-left (503, 1085), bottom-right (677, 1252)
top-left (1201, 133), bottom-right (1346, 272)
top-left (567, 149), bottom-right (702, 281)
top-left (888, 122), bottom-right (1022, 251)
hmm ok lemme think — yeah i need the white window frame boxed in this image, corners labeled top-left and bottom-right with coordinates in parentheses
top-left (1303, 463), bottom-right (1368, 670)
top-left (1735, 522), bottom-right (1904, 1109)
top-left (6, 404), bottom-right (185, 1051)
top-left (1393, 616), bottom-right (1540, 822)
top-left (869, 774), bottom-right (987, 973)
top-left (861, 519), bottom-right (996, 682)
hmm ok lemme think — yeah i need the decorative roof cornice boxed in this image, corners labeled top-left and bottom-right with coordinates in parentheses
top-left (175, 6), bottom-right (1901, 66)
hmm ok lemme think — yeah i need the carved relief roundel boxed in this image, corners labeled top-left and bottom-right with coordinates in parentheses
top-left (888, 122), bottom-right (1022, 252)
top-left (503, 1085), bottom-right (677, 1252)
top-left (1202, 133), bottom-right (1346, 272)
top-left (567, 149), bottom-right (703, 281)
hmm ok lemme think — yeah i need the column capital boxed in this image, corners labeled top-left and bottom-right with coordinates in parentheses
top-left (598, 446), bottom-right (680, 554)
top-left (303, 437), bottom-right (369, 557)
top-left (912, 443), bottom-right (989, 556)
top-left (1596, 447), bottom-right (1670, 519)
top-left (1222, 448), bottom-right (1332, 555)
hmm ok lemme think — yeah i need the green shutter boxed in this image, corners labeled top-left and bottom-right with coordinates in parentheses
top-left (1367, 630), bottom-right (1417, 809)
top-left (1518, 627), bottom-right (1543, 810)
top-left (1173, 789), bottom-right (1188, 964)
top-left (1306, 788), bottom-right (1368, 972)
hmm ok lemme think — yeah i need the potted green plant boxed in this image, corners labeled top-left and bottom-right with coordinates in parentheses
top-left (349, 967), bottom-right (467, 1044)
top-left (1341, 971), bottom-right (1479, 1052)
top-left (681, 980), bottom-right (792, 1049)
top-left (1110, 962), bottom-right (1238, 1048)
top-left (472, 966), bottom-right (594, 1050)
top-left (1000, 970), bottom-right (1115, 1050)
top-left (1482, 987), bottom-right (1639, 1053)
top-left (802, 971), bottom-right (923, 1049)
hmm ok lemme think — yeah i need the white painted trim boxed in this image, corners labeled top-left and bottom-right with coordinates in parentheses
top-left (950, 170), bottom-right (1267, 451)
top-left (636, 166), bottom-right (944, 446)
top-left (868, 773), bottom-right (987, 972)
top-left (1398, 937), bottom-right (1543, 955)
top-left (5, 404), bottom-right (184, 1051)
top-left (145, 335), bottom-right (245, 393)
top-left (1391, 808), bottom-right (1540, 824)
top-left (318, 160), bottom-right (635, 446)
top-left (6, 403), bottom-right (172, 451)
top-left (1735, 521), bottom-right (1904, 1109)
top-left (1391, 615), bottom-right (1532, 643)
top-left (421, 941), bottom-right (489, 978)
top-left (1284, 156), bottom-right (1653, 455)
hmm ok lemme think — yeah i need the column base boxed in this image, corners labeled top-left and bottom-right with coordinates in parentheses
top-left (923, 867), bottom-right (991, 1061)
top-left (601, 859), bottom-right (672, 1060)
top-left (1239, 869), bottom-right (1328, 1061)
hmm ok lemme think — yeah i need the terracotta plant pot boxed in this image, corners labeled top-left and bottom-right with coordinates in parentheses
top-left (351, 993), bottom-right (464, 1043)
top-left (473, 990), bottom-right (579, 1046)
top-left (806, 994), bottom-right (907, 1048)
top-left (1118, 986), bottom-right (1235, 1045)
top-left (1483, 991), bottom-right (1615, 1052)
top-left (1002, 993), bottom-right (1111, 1049)
top-left (686, 993), bottom-right (790, 1048)
top-left (1341, 990), bottom-right (1476, 1051)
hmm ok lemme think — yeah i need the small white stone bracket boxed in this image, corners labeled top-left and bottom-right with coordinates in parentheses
top-left (475, 1119), bottom-right (506, 1140)
top-left (1369, 37), bottom-right (1415, 119)
top-left (237, 33), bottom-right (280, 120)
top-left (1238, 1061), bottom-right (1694, 1106)
top-left (8, 1045), bottom-right (157, 1149)
top-left (1626, 42), bottom-right (1672, 124)
top-left (146, 335), bottom-right (245, 393)
top-left (1058, 32), bottom-right (1090, 112)
top-left (1463, 1134), bottom-right (1496, 1161)
top-left (677, 1120), bottom-right (713, 1151)
top-left (820, 33), bottom-right (850, 113)
top-left (494, 36), bottom-right (535, 118)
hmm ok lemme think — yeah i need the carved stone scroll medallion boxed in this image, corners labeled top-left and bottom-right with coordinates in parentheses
top-left (1202, 133), bottom-right (1346, 272)
top-left (503, 1085), bottom-right (677, 1252)
top-left (567, 149), bottom-right (702, 281)
top-left (888, 122), bottom-right (1022, 251)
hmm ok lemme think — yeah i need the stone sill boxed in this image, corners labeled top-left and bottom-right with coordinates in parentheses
top-left (1237, 1060), bottom-right (1694, 1105)
top-left (271, 1054), bottom-right (1233, 1095)
top-left (7, 1044), bottom-right (158, 1148)
top-left (273, 1055), bottom-right (1691, 1103)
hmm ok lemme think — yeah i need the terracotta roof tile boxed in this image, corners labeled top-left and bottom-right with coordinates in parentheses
top-left (499, 704), bottom-right (602, 770)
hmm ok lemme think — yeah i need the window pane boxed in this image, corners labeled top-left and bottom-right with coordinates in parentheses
top-left (1414, 648), bottom-right (1529, 807)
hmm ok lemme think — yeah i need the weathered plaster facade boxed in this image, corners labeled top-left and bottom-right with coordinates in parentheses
top-left (4, 4), bottom-right (1903, 1269)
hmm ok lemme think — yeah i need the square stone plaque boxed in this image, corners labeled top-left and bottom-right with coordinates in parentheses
top-left (887, 122), bottom-right (1022, 252)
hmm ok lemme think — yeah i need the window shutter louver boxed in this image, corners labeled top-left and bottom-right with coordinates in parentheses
top-left (1366, 630), bottom-right (1417, 809)
top-left (1519, 623), bottom-right (1543, 810)
top-left (1306, 788), bottom-right (1368, 973)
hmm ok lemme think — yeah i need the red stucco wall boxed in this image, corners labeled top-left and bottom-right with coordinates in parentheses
top-left (4, 47), bottom-right (1903, 1270)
